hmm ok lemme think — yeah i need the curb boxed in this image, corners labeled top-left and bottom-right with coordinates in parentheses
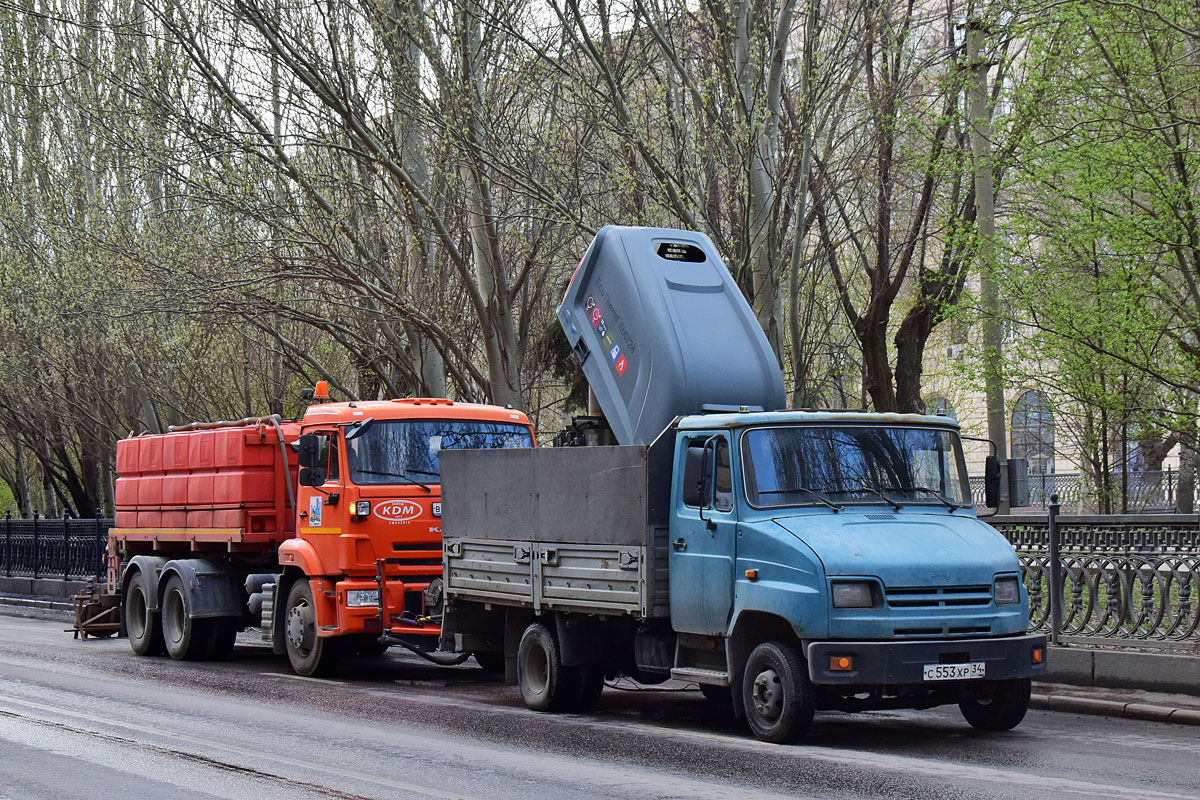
top-left (0, 595), bottom-right (75, 622)
top-left (1031, 692), bottom-right (1200, 726)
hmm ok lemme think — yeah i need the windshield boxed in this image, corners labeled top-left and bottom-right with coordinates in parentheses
top-left (345, 420), bottom-right (533, 485)
top-left (741, 425), bottom-right (971, 508)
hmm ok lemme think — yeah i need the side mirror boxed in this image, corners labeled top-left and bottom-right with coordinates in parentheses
top-left (682, 445), bottom-right (710, 507)
top-left (984, 455), bottom-right (1001, 508)
top-left (298, 434), bottom-right (320, 468)
top-left (299, 466), bottom-right (327, 487)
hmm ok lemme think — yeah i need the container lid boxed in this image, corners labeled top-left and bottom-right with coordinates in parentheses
top-left (557, 226), bottom-right (785, 445)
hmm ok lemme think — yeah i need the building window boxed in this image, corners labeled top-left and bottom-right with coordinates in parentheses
top-left (1011, 390), bottom-right (1054, 474)
top-left (925, 397), bottom-right (958, 421)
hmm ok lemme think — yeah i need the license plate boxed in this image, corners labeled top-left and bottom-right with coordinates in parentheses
top-left (432, 502), bottom-right (442, 517)
top-left (923, 662), bottom-right (985, 681)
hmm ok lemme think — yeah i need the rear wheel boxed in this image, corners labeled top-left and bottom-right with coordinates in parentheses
top-left (161, 575), bottom-right (209, 661)
top-left (517, 622), bottom-right (581, 712)
top-left (285, 579), bottom-right (340, 677)
top-left (123, 571), bottom-right (164, 656)
top-left (959, 678), bottom-right (1031, 731)
top-left (742, 641), bottom-right (815, 744)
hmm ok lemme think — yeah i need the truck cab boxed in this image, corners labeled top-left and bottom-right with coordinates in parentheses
top-left (670, 412), bottom-right (1043, 740)
top-left (281, 398), bottom-right (534, 673)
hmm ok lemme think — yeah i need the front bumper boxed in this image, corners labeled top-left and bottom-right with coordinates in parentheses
top-left (807, 633), bottom-right (1047, 685)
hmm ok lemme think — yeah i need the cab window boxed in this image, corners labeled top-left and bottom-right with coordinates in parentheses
top-left (714, 438), bottom-right (733, 511)
top-left (316, 433), bottom-right (339, 482)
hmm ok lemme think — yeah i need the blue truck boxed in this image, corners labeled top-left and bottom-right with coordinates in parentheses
top-left (437, 226), bottom-right (1046, 743)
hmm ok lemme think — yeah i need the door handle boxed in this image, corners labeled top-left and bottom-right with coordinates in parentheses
top-left (672, 537), bottom-right (687, 551)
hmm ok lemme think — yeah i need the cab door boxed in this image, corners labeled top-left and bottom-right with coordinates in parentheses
top-left (669, 433), bottom-right (737, 636)
top-left (297, 430), bottom-right (342, 536)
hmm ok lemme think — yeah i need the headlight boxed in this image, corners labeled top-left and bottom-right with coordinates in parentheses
top-left (832, 581), bottom-right (876, 609)
top-left (995, 577), bottom-right (1021, 605)
top-left (355, 500), bottom-right (371, 517)
top-left (346, 589), bottom-right (380, 607)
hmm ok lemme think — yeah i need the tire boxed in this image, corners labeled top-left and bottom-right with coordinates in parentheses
top-left (161, 574), bottom-right (209, 661)
top-left (284, 579), bottom-right (340, 677)
top-left (473, 651), bottom-right (505, 673)
top-left (517, 622), bottom-right (581, 712)
top-left (205, 618), bottom-right (238, 661)
top-left (123, 570), bottom-right (164, 656)
top-left (959, 678), bottom-right (1031, 731)
top-left (742, 641), bottom-right (815, 744)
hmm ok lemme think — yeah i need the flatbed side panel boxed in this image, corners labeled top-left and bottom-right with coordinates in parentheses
top-left (538, 543), bottom-right (644, 613)
top-left (445, 538), bottom-right (534, 606)
top-left (446, 537), bottom-right (649, 616)
top-left (441, 446), bottom-right (652, 546)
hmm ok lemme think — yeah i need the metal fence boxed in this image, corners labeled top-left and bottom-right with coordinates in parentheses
top-left (990, 505), bottom-right (1200, 650)
top-left (1, 513), bottom-right (111, 581)
top-left (971, 469), bottom-right (1196, 512)
top-left (3, 508), bottom-right (1198, 651)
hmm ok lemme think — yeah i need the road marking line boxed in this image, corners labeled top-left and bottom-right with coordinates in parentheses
top-left (260, 671), bottom-right (348, 685)
top-left (0, 694), bottom-right (479, 800)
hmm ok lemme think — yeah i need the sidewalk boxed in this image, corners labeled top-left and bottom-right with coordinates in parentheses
top-left (2, 591), bottom-right (1196, 725)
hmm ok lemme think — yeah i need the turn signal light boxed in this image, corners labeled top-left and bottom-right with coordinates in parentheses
top-left (830, 656), bottom-right (854, 671)
top-left (745, 569), bottom-right (758, 580)
top-left (1032, 647), bottom-right (1044, 664)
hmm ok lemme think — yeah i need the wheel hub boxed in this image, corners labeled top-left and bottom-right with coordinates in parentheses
top-left (751, 667), bottom-right (783, 720)
top-left (127, 587), bottom-right (146, 639)
top-left (523, 643), bottom-right (549, 693)
top-left (286, 603), bottom-right (313, 653)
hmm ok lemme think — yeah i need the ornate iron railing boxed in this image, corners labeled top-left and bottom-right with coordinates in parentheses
top-left (971, 469), bottom-right (1196, 512)
top-left (1, 513), bottom-right (111, 581)
top-left (990, 506), bottom-right (1200, 650)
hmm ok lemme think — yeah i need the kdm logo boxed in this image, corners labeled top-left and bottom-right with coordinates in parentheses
top-left (373, 500), bottom-right (423, 522)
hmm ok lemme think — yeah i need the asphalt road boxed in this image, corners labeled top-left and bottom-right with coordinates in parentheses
top-left (0, 614), bottom-right (1196, 800)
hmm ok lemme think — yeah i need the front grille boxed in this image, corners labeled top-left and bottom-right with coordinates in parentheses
top-left (886, 585), bottom-right (992, 608)
top-left (389, 545), bottom-right (443, 574)
top-left (894, 625), bottom-right (991, 638)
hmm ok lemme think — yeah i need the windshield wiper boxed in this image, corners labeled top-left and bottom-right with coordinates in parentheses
top-left (851, 483), bottom-right (903, 511)
top-left (353, 469), bottom-right (432, 492)
top-left (758, 486), bottom-right (844, 512)
top-left (883, 485), bottom-right (968, 511)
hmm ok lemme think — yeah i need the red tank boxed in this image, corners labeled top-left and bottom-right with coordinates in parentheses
top-left (114, 421), bottom-right (298, 541)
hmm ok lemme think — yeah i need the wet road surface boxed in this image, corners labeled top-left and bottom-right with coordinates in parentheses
top-left (0, 614), bottom-right (1196, 799)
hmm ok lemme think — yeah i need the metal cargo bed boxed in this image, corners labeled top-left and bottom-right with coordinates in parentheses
top-left (439, 441), bottom-right (674, 618)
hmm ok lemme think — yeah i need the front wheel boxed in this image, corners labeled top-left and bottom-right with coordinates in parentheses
top-left (959, 678), bottom-right (1031, 731)
top-left (285, 580), bottom-right (339, 677)
top-left (742, 641), bottom-right (815, 744)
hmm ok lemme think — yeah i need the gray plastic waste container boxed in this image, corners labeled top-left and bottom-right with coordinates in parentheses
top-left (557, 226), bottom-right (785, 445)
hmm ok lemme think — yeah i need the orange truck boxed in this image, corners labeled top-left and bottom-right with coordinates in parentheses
top-left (110, 384), bottom-right (534, 675)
